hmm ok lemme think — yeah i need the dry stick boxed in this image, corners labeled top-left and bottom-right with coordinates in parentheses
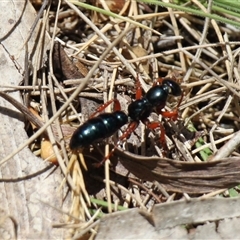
top-left (183, 0), bottom-right (212, 81)
top-left (64, 0), bottom-right (149, 92)
top-left (0, 84), bottom-right (104, 100)
top-left (186, 96), bottom-right (225, 124)
top-left (196, 82), bottom-right (214, 96)
top-left (42, 1), bottom-right (79, 192)
top-left (211, 131), bottom-right (240, 161)
top-left (194, 0), bottom-right (231, 78)
top-left (0, 25), bottom-right (132, 192)
top-left (23, 0), bottom-right (50, 97)
top-left (23, 0), bottom-right (50, 45)
top-left (64, 0), bottom-right (142, 215)
top-left (72, 220), bottom-right (100, 240)
top-left (99, 0), bottom-right (131, 214)
top-left (132, 11), bottom-right (186, 20)
top-left (47, 0), bottom-right (73, 170)
top-left (100, 0), bottom-right (149, 87)
top-left (182, 78), bottom-right (216, 88)
top-left (199, 188), bottom-right (227, 199)
top-left (129, 178), bottom-right (162, 203)
top-left (209, 95), bottom-right (233, 153)
top-left (103, 179), bottom-right (147, 210)
top-left (182, 49), bottom-right (240, 159)
top-left (232, 42), bottom-right (240, 118)
top-left (180, 87), bottom-right (225, 110)
top-left (168, 6), bottom-right (186, 72)
top-left (0, 97), bottom-right (75, 191)
top-left (192, 134), bottom-right (234, 155)
top-left (32, 8), bottom-right (51, 89)
top-left (122, 42), bottom-right (240, 66)
top-left (43, 42), bottom-right (240, 75)
top-left (182, 49), bottom-right (240, 100)
top-left (101, 69), bottom-right (112, 214)
top-left (1, 3), bottom-right (133, 199)
top-left (0, 91), bottom-right (44, 129)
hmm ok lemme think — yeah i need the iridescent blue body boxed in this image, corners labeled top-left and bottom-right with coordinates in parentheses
top-left (128, 79), bottom-right (182, 121)
top-left (69, 78), bottom-right (182, 151)
top-left (70, 111), bottom-right (128, 150)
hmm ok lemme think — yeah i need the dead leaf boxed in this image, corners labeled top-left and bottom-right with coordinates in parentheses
top-left (115, 148), bottom-right (240, 194)
top-left (52, 41), bottom-right (86, 80)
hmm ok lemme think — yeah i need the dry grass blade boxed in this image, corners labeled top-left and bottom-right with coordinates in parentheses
top-left (0, 91), bottom-right (44, 129)
top-left (2, 0), bottom-right (240, 238)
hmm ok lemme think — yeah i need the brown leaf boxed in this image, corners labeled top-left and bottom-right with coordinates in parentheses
top-left (52, 41), bottom-right (85, 80)
top-left (115, 148), bottom-right (240, 194)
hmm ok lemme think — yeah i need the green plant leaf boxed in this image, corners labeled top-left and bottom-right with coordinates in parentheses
top-left (90, 197), bottom-right (128, 211)
top-left (69, 0), bottom-right (161, 35)
top-left (137, 0), bottom-right (240, 27)
top-left (187, 122), bottom-right (213, 161)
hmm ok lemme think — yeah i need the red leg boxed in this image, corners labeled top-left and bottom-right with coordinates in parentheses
top-left (176, 92), bottom-right (184, 109)
top-left (135, 74), bottom-right (143, 100)
top-left (143, 118), bottom-right (168, 155)
top-left (160, 109), bottom-right (179, 121)
top-left (153, 77), bottom-right (164, 86)
top-left (118, 121), bottom-right (139, 142)
top-left (157, 93), bottom-right (184, 121)
top-left (154, 76), bottom-right (179, 86)
top-left (90, 99), bottom-right (121, 118)
top-left (94, 121), bottom-right (139, 167)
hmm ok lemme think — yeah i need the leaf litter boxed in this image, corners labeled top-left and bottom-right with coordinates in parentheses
top-left (2, 0), bottom-right (240, 238)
